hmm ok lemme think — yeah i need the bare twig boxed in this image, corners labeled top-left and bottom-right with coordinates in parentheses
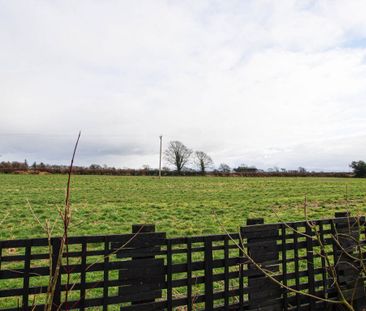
top-left (212, 200), bottom-right (358, 310)
top-left (45, 131), bottom-right (81, 311)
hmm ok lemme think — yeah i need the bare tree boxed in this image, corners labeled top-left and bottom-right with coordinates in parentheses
top-left (218, 163), bottom-right (231, 173)
top-left (194, 151), bottom-right (213, 174)
top-left (164, 141), bottom-right (192, 174)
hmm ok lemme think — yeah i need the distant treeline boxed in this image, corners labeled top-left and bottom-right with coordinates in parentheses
top-left (0, 161), bottom-right (352, 177)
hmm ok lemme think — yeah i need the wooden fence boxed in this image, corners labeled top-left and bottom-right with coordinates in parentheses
top-left (1, 213), bottom-right (366, 310)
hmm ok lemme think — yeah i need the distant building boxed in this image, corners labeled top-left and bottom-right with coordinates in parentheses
top-left (233, 166), bottom-right (258, 173)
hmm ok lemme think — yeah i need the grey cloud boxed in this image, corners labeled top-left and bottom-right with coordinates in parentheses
top-left (2, 1), bottom-right (366, 170)
top-left (0, 134), bottom-right (156, 165)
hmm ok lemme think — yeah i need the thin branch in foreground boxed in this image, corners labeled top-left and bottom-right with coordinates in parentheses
top-left (211, 208), bottom-right (356, 310)
top-left (45, 131), bottom-right (81, 311)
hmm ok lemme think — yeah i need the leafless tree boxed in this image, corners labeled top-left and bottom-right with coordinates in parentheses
top-left (164, 141), bottom-right (192, 174)
top-left (194, 151), bottom-right (213, 174)
top-left (218, 163), bottom-right (231, 173)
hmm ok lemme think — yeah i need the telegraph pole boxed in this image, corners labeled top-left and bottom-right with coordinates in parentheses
top-left (159, 135), bottom-right (163, 178)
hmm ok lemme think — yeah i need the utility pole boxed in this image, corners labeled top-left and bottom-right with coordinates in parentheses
top-left (159, 135), bottom-right (163, 178)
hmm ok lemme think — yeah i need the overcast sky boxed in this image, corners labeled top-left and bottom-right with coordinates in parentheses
top-left (1, 1), bottom-right (366, 171)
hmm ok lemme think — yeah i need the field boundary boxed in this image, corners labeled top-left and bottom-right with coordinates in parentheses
top-left (1, 213), bottom-right (366, 310)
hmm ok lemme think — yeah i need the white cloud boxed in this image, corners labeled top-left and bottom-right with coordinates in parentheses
top-left (1, 0), bottom-right (366, 170)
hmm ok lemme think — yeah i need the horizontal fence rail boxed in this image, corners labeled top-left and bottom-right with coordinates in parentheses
top-left (1, 213), bottom-right (366, 310)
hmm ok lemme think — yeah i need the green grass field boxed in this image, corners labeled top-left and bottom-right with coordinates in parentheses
top-left (1, 174), bottom-right (366, 309)
top-left (1, 174), bottom-right (366, 240)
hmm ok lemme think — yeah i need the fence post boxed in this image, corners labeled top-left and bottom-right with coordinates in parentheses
top-left (333, 212), bottom-right (366, 309)
top-left (132, 224), bottom-right (155, 305)
top-left (117, 224), bottom-right (164, 307)
top-left (243, 218), bottom-right (282, 310)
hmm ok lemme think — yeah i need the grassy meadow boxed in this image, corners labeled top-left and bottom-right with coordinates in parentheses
top-left (1, 174), bottom-right (366, 309)
top-left (1, 174), bottom-right (366, 240)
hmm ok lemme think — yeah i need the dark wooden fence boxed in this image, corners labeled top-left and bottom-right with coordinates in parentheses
top-left (1, 213), bottom-right (366, 310)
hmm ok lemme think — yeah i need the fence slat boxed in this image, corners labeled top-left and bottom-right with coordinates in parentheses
top-left (306, 222), bottom-right (316, 310)
top-left (166, 239), bottom-right (173, 311)
top-left (79, 239), bottom-right (87, 311)
top-left (204, 237), bottom-right (214, 310)
top-left (224, 236), bottom-right (229, 309)
top-left (187, 238), bottom-right (192, 311)
top-left (51, 238), bottom-right (62, 311)
top-left (239, 237), bottom-right (244, 310)
top-left (22, 241), bottom-right (31, 310)
top-left (281, 224), bottom-right (288, 311)
top-left (293, 223), bottom-right (300, 310)
top-left (319, 222), bottom-right (327, 300)
top-left (103, 237), bottom-right (109, 311)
